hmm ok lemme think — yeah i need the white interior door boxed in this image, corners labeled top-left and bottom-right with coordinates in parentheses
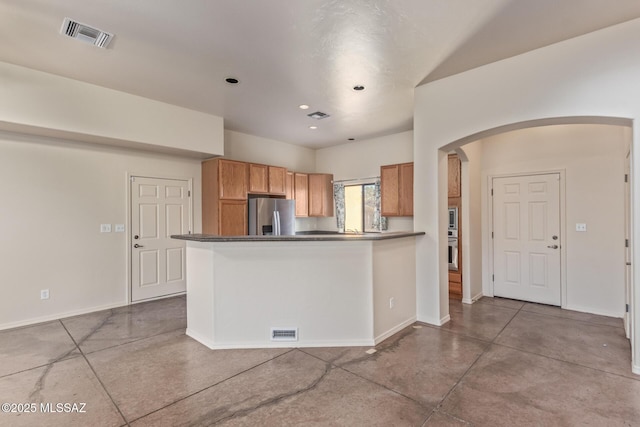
top-left (131, 176), bottom-right (190, 301)
top-left (492, 173), bottom-right (561, 305)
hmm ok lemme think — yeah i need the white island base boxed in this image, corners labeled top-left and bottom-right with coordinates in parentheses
top-left (183, 234), bottom-right (419, 349)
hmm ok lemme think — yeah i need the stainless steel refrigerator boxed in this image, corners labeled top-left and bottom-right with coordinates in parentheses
top-left (248, 198), bottom-right (296, 236)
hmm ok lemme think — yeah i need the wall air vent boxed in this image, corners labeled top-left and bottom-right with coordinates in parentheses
top-left (60, 18), bottom-right (113, 48)
top-left (307, 111), bottom-right (330, 120)
top-left (270, 328), bottom-right (298, 342)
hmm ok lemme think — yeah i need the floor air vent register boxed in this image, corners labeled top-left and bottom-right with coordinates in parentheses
top-left (271, 328), bottom-right (298, 342)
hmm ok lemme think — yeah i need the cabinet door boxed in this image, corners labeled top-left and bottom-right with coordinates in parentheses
top-left (219, 159), bottom-right (248, 200)
top-left (448, 271), bottom-right (462, 296)
top-left (268, 166), bottom-right (287, 195)
top-left (448, 154), bottom-right (461, 198)
top-left (294, 173), bottom-right (309, 217)
top-left (219, 200), bottom-right (247, 236)
top-left (285, 171), bottom-right (294, 200)
top-left (249, 163), bottom-right (269, 194)
top-left (380, 165), bottom-right (399, 216)
top-left (309, 174), bottom-right (334, 217)
top-left (399, 163), bottom-right (414, 216)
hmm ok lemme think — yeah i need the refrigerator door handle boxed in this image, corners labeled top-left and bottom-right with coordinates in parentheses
top-left (272, 211), bottom-right (281, 235)
top-left (272, 211), bottom-right (277, 235)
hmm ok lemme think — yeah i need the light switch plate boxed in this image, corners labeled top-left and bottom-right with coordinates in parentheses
top-left (100, 224), bottom-right (112, 233)
top-left (576, 223), bottom-right (587, 232)
top-left (115, 224), bottom-right (125, 232)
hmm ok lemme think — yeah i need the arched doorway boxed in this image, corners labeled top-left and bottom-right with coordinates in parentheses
top-left (450, 120), bottom-right (630, 318)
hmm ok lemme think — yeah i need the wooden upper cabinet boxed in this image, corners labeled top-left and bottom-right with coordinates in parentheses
top-left (294, 173), bottom-right (309, 217)
top-left (268, 166), bottom-right (287, 195)
top-left (448, 154), bottom-right (461, 198)
top-left (248, 163), bottom-right (287, 195)
top-left (308, 173), bottom-right (334, 217)
top-left (380, 162), bottom-right (413, 216)
top-left (218, 159), bottom-right (248, 200)
top-left (381, 165), bottom-right (400, 216)
top-left (285, 171), bottom-right (294, 200)
top-left (248, 163), bottom-right (269, 194)
top-left (399, 162), bottom-right (413, 216)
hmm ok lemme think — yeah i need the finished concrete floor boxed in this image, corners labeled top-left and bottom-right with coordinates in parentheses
top-left (0, 295), bottom-right (638, 426)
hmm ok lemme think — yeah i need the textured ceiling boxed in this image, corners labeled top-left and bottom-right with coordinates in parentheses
top-left (1, 0), bottom-right (640, 148)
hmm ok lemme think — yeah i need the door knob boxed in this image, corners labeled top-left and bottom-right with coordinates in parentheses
top-left (547, 244), bottom-right (558, 249)
top-left (134, 244), bottom-right (144, 248)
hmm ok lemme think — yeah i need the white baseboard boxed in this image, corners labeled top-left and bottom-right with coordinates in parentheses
top-left (186, 328), bottom-right (376, 350)
top-left (439, 314), bottom-right (451, 325)
top-left (417, 313), bottom-right (451, 326)
top-left (374, 317), bottom-right (417, 344)
top-left (633, 363), bottom-right (640, 376)
top-left (563, 304), bottom-right (623, 319)
top-left (0, 301), bottom-right (128, 331)
top-left (185, 328), bottom-right (217, 349)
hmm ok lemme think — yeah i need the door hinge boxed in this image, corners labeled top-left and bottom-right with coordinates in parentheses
top-left (491, 231), bottom-right (494, 239)
top-left (492, 274), bottom-right (495, 282)
top-left (626, 239), bottom-right (629, 248)
top-left (626, 304), bottom-right (630, 313)
top-left (188, 190), bottom-right (191, 197)
top-left (625, 174), bottom-right (628, 183)
top-left (491, 188), bottom-right (494, 196)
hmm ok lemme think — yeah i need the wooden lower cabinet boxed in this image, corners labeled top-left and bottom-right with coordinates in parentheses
top-left (218, 200), bottom-right (247, 236)
top-left (448, 271), bottom-right (462, 298)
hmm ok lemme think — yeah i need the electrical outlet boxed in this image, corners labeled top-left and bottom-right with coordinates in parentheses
top-left (389, 297), bottom-right (395, 309)
top-left (576, 223), bottom-right (587, 232)
top-left (40, 289), bottom-right (49, 300)
top-left (100, 224), bottom-right (112, 233)
top-left (115, 224), bottom-right (125, 232)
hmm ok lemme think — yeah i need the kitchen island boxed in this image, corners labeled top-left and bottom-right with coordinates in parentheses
top-left (172, 232), bottom-right (424, 349)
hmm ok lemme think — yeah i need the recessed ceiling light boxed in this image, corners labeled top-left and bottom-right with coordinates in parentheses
top-left (309, 126), bottom-right (318, 130)
top-left (353, 85), bottom-right (365, 91)
top-left (225, 77), bottom-right (240, 84)
top-left (299, 104), bottom-right (310, 110)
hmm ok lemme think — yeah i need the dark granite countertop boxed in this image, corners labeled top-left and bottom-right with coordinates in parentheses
top-left (171, 231), bottom-right (425, 242)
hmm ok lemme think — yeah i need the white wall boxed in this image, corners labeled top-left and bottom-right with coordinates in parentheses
top-left (458, 142), bottom-right (483, 303)
top-left (224, 130), bottom-right (316, 172)
top-left (0, 61), bottom-right (224, 157)
top-left (480, 124), bottom-right (628, 317)
top-left (0, 132), bottom-right (202, 329)
top-left (413, 17), bottom-right (640, 372)
top-left (372, 237), bottom-right (417, 342)
top-left (315, 130), bottom-right (414, 231)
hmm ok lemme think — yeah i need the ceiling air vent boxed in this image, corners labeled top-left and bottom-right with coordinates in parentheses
top-left (60, 18), bottom-right (113, 48)
top-left (307, 111), bottom-right (330, 120)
